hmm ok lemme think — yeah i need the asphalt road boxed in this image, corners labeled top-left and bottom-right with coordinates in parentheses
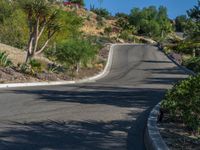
top-left (0, 45), bottom-right (188, 150)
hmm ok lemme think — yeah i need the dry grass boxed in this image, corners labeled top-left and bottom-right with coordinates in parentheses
top-left (0, 43), bottom-right (26, 65)
top-left (0, 43), bottom-right (52, 66)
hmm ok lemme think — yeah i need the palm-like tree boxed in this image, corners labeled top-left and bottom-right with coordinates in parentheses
top-left (19, 0), bottom-right (61, 62)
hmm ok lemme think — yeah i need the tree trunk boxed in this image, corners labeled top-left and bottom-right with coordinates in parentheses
top-left (161, 30), bottom-right (164, 38)
top-left (25, 51), bottom-right (31, 63)
top-left (76, 61), bottom-right (81, 74)
top-left (193, 49), bottom-right (196, 57)
top-left (25, 36), bottom-right (34, 63)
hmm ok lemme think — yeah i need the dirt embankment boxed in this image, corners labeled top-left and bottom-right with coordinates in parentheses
top-left (0, 43), bottom-right (110, 83)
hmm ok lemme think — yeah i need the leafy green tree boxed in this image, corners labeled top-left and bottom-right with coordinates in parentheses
top-left (104, 26), bottom-right (112, 37)
top-left (115, 12), bottom-right (129, 19)
top-left (128, 6), bottom-right (172, 38)
top-left (0, 8), bottom-right (28, 48)
top-left (68, 0), bottom-right (85, 6)
top-left (53, 11), bottom-right (83, 42)
top-left (175, 15), bottom-right (188, 32)
top-left (157, 6), bottom-right (172, 38)
top-left (0, 0), bottom-right (12, 23)
top-left (116, 17), bottom-right (128, 29)
top-left (180, 1), bottom-right (200, 56)
top-left (91, 7), bottom-right (111, 19)
top-left (50, 38), bottom-right (98, 73)
top-left (0, 0), bottom-right (28, 48)
top-left (186, 0), bottom-right (200, 41)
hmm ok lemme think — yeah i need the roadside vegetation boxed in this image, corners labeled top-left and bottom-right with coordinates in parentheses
top-left (0, 0), bottom-right (176, 82)
top-left (160, 1), bottom-right (200, 148)
top-left (162, 75), bottom-right (200, 135)
top-left (0, 0), bottom-right (105, 82)
top-left (162, 1), bottom-right (200, 73)
top-left (0, 0), bottom-right (199, 148)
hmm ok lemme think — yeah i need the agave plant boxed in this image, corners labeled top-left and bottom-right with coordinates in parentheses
top-left (0, 51), bottom-right (13, 67)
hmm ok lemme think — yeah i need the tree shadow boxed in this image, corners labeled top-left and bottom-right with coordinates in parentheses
top-left (142, 60), bottom-right (172, 63)
top-left (0, 109), bottom-right (152, 150)
top-left (142, 67), bottom-right (186, 75)
top-left (0, 58), bottom-right (188, 150)
top-left (4, 86), bottom-right (168, 150)
top-left (12, 86), bottom-right (165, 108)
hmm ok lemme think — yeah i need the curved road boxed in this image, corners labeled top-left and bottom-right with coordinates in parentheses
top-left (0, 45), bottom-right (187, 150)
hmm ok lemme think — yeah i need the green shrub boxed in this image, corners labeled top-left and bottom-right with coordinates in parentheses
top-left (29, 59), bottom-right (42, 74)
top-left (19, 63), bottom-right (29, 73)
top-left (161, 75), bottom-right (200, 134)
top-left (19, 59), bottom-right (42, 74)
top-left (91, 7), bottom-right (111, 19)
top-left (183, 57), bottom-right (200, 73)
top-left (96, 15), bottom-right (104, 27)
top-left (104, 26), bottom-right (112, 37)
top-left (0, 51), bottom-right (13, 67)
top-left (48, 38), bottom-right (98, 73)
top-left (119, 30), bottom-right (133, 41)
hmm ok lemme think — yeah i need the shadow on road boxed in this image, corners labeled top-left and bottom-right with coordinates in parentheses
top-left (12, 86), bottom-right (166, 108)
top-left (0, 60), bottom-right (187, 150)
top-left (0, 86), bottom-right (168, 150)
top-left (0, 109), bottom-right (154, 150)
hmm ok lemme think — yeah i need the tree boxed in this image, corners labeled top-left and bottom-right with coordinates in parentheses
top-left (128, 6), bottom-right (172, 38)
top-left (187, 0), bottom-right (200, 22)
top-left (115, 12), bottom-right (129, 19)
top-left (183, 0), bottom-right (200, 57)
top-left (68, 0), bottom-right (85, 6)
top-left (18, 0), bottom-right (62, 63)
top-left (91, 7), bottom-right (111, 19)
top-left (52, 38), bottom-right (98, 73)
top-left (0, 8), bottom-right (28, 48)
top-left (0, 0), bottom-right (28, 48)
top-left (104, 26), bottom-right (112, 37)
top-left (0, 0), bottom-right (13, 23)
top-left (157, 6), bottom-right (172, 38)
top-left (186, 0), bottom-right (200, 41)
top-left (175, 15), bottom-right (188, 32)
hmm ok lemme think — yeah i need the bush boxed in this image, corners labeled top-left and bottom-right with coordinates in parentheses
top-left (96, 15), bottom-right (104, 27)
top-left (19, 59), bottom-right (42, 75)
top-left (119, 30), bottom-right (133, 41)
top-left (183, 57), bottom-right (200, 73)
top-left (0, 2), bottom-right (28, 49)
top-left (91, 8), bottom-right (111, 19)
top-left (47, 38), bottom-right (98, 73)
top-left (104, 26), bottom-right (112, 36)
top-left (0, 51), bottom-right (13, 67)
top-left (161, 75), bottom-right (200, 134)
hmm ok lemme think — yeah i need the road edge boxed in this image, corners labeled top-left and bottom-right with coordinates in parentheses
top-left (144, 46), bottom-right (196, 150)
top-left (0, 44), bottom-right (115, 89)
top-left (0, 43), bottom-right (147, 89)
top-left (0, 43), bottom-right (148, 89)
top-left (144, 103), bottom-right (169, 150)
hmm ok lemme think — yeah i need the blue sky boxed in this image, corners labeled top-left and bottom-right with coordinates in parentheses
top-left (84, 0), bottom-right (198, 19)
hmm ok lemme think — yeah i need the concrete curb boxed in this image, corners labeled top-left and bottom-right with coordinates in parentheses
top-left (158, 45), bottom-right (196, 76)
top-left (144, 103), bottom-right (169, 150)
top-left (144, 47), bottom-right (197, 150)
top-left (0, 44), bottom-right (115, 89)
top-left (165, 54), bottom-right (196, 76)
